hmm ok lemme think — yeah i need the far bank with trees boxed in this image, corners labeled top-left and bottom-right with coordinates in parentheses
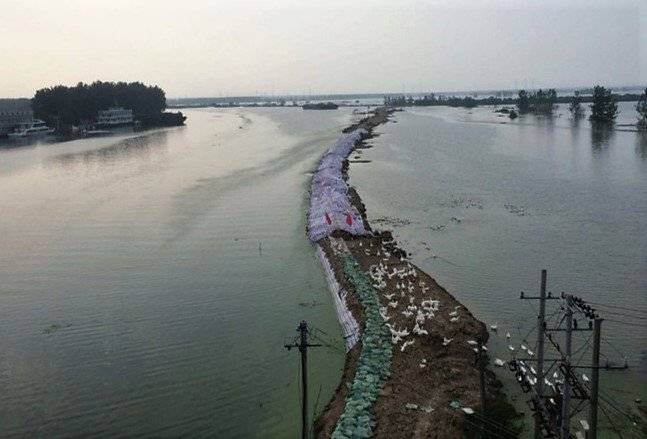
top-left (383, 86), bottom-right (646, 129)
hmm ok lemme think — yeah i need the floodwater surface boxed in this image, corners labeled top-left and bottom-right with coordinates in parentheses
top-left (350, 102), bottom-right (647, 437)
top-left (0, 108), bottom-right (356, 437)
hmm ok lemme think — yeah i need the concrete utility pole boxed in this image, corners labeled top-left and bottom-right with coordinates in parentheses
top-left (285, 320), bottom-right (321, 439)
top-left (589, 318), bottom-right (603, 439)
top-left (561, 297), bottom-right (573, 439)
top-left (518, 270), bottom-right (561, 438)
top-left (535, 269), bottom-right (547, 439)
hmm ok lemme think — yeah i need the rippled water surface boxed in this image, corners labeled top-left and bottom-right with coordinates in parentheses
top-left (350, 102), bottom-right (647, 436)
top-left (0, 108), bottom-right (356, 437)
top-left (3, 103), bottom-right (646, 437)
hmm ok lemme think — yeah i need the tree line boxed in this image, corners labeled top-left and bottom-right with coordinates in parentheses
top-left (32, 81), bottom-right (166, 128)
top-left (384, 87), bottom-right (647, 127)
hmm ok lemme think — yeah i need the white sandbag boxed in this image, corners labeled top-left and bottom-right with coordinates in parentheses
top-left (307, 129), bottom-right (368, 242)
top-left (315, 244), bottom-right (360, 350)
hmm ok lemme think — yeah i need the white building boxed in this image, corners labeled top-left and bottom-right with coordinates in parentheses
top-left (95, 107), bottom-right (134, 128)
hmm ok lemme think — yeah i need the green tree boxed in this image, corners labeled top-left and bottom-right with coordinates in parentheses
top-left (569, 91), bottom-right (584, 118)
top-left (32, 81), bottom-right (166, 128)
top-left (636, 88), bottom-right (647, 128)
top-left (517, 90), bottom-right (530, 114)
top-left (531, 89), bottom-right (557, 115)
top-left (589, 85), bottom-right (618, 123)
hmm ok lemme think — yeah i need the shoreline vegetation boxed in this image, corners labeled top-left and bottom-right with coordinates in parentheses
top-left (167, 85), bottom-right (647, 130)
top-left (30, 81), bottom-right (186, 138)
top-left (311, 108), bottom-right (521, 438)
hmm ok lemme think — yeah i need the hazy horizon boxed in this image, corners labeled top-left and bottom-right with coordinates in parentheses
top-left (2, 0), bottom-right (645, 99)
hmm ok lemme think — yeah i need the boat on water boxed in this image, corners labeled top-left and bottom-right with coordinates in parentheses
top-left (95, 107), bottom-right (134, 128)
top-left (7, 119), bottom-right (54, 138)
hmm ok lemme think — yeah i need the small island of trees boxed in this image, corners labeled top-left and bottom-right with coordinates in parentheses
top-left (516, 89), bottom-right (558, 115)
top-left (32, 81), bottom-right (185, 132)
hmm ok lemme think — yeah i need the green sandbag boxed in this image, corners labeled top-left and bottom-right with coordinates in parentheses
top-left (331, 254), bottom-right (393, 438)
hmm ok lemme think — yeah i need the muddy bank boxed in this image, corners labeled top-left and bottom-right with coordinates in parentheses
top-left (312, 108), bottom-right (518, 438)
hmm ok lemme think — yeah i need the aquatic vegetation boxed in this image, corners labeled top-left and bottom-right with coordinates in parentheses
top-left (332, 254), bottom-right (393, 438)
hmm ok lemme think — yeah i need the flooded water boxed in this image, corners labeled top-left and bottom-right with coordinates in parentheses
top-left (350, 102), bottom-right (647, 437)
top-left (0, 108), bottom-right (356, 437)
top-left (2, 102), bottom-right (646, 437)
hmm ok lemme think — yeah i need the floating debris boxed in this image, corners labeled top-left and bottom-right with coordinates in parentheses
top-left (504, 203), bottom-right (530, 216)
top-left (372, 216), bottom-right (412, 227)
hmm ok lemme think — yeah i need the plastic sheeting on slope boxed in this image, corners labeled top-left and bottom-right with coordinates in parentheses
top-left (315, 244), bottom-right (360, 351)
top-left (308, 129), bottom-right (368, 242)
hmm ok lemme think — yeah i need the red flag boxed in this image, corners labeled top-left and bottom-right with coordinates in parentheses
top-left (346, 213), bottom-right (353, 225)
top-left (325, 212), bottom-right (332, 225)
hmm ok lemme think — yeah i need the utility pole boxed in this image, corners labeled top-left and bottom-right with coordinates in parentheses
top-left (589, 318), bottom-right (602, 439)
top-left (561, 296), bottom-right (573, 439)
top-left (519, 270), bottom-right (560, 439)
top-left (285, 320), bottom-right (321, 439)
top-left (535, 269), bottom-right (547, 439)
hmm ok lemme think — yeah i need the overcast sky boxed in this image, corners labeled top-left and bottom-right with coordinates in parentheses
top-left (1, 0), bottom-right (645, 98)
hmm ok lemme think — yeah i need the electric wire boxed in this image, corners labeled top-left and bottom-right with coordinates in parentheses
top-left (460, 413), bottom-right (512, 439)
top-left (604, 319), bottom-right (647, 329)
top-left (583, 301), bottom-right (647, 315)
top-left (598, 399), bottom-right (626, 439)
top-left (468, 410), bottom-right (522, 437)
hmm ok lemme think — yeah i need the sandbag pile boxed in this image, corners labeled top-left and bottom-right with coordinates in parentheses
top-left (332, 254), bottom-right (392, 439)
top-left (308, 129), bottom-right (368, 242)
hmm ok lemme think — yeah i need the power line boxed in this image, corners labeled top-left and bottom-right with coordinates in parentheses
top-left (604, 319), bottom-right (647, 329)
top-left (598, 400), bottom-right (625, 439)
top-left (589, 308), bottom-right (647, 321)
top-left (469, 410), bottom-right (521, 437)
top-left (461, 412), bottom-right (512, 439)
top-left (583, 301), bottom-right (647, 315)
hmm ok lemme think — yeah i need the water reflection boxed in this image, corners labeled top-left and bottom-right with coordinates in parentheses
top-left (636, 131), bottom-right (647, 159)
top-left (49, 130), bottom-right (171, 167)
top-left (590, 124), bottom-right (615, 151)
top-left (569, 114), bottom-right (584, 129)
